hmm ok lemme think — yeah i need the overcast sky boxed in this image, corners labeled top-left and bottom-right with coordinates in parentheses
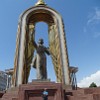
top-left (0, 0), bottom-right (100, 87)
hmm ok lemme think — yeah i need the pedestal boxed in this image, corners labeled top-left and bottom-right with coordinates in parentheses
top-left (1, 82), bottom-right (100, 100)
top-left (19, 81), bottom-right (64, 100)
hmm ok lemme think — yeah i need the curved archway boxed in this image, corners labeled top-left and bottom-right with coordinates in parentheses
top-left (28, 22), bottom-right (56, 82)
top-left (13, 5), bottom-right (70, 86)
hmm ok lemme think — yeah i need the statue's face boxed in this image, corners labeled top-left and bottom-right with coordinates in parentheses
top-left (38, 39), bottom-right (44, 44)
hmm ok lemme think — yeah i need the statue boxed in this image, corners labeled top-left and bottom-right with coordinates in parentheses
top-left (31, 38), bottom-right (50, 80)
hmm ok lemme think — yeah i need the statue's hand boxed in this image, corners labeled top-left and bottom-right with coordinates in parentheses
top-left (45, 47), bottom-right (50, 55)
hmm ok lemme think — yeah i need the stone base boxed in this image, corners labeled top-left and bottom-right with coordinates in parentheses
top-left (1, 87), bottom-right (19, 100)
top-left (65, 87), bottom-right (100, 100)
top-left (1, 82), bottom-right (100, 100)
top-left (32, 79), bottom-right (51, 82)
top-left (19, 81), bottom-right (64, 100)
top-left (63, 84), bottom-right (72, 90)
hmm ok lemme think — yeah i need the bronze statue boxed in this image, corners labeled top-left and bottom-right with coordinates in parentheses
top-left (31, 38), bottom-right (50, 79)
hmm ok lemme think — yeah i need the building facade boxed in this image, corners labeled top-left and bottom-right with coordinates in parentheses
top-left (0, 71), bottom-right (7, 91)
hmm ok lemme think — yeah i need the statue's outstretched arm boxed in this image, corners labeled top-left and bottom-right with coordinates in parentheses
top-left (45, 47), bottom-right (50, 55)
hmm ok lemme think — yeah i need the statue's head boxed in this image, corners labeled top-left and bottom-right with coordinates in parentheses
top-left (38, 38), bottom-right (44, 44)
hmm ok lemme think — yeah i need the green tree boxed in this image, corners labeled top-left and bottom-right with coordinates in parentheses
top-left (89, 82), bottom-right (97, 88)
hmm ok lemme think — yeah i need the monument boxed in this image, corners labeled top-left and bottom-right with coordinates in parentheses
top-left (12, 0), bottom-right (71, 87)
top-left (1, 1), bottom-right (100, 100)
top-left (1, 0), bottom-right (84, 100)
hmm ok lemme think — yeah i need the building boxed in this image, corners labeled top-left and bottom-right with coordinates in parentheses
top-left (5, 68), bottom-right (14, 88)
top-left (0, 71), bottom-right (7, 91)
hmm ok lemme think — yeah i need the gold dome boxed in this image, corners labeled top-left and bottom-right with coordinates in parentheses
top-left (35, 0), bottom-right (46, 6)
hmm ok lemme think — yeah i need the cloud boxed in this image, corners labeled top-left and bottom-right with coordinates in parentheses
top-left (78, 70), bottom-right (100, 87)
top-left (87, 7), bottom-right (100, 25)
top-left (84, 7), bottom-right (100, 38)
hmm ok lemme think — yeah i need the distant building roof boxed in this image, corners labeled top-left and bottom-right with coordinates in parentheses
top-left (5, 68), bottom-right (14, 75)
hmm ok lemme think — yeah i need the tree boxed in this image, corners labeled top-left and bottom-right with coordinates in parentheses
top-left (89, 82), bottom-right (97, 88)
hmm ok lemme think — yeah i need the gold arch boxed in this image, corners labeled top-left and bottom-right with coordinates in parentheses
top-left (13, 5), bottom-right (70, 86)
